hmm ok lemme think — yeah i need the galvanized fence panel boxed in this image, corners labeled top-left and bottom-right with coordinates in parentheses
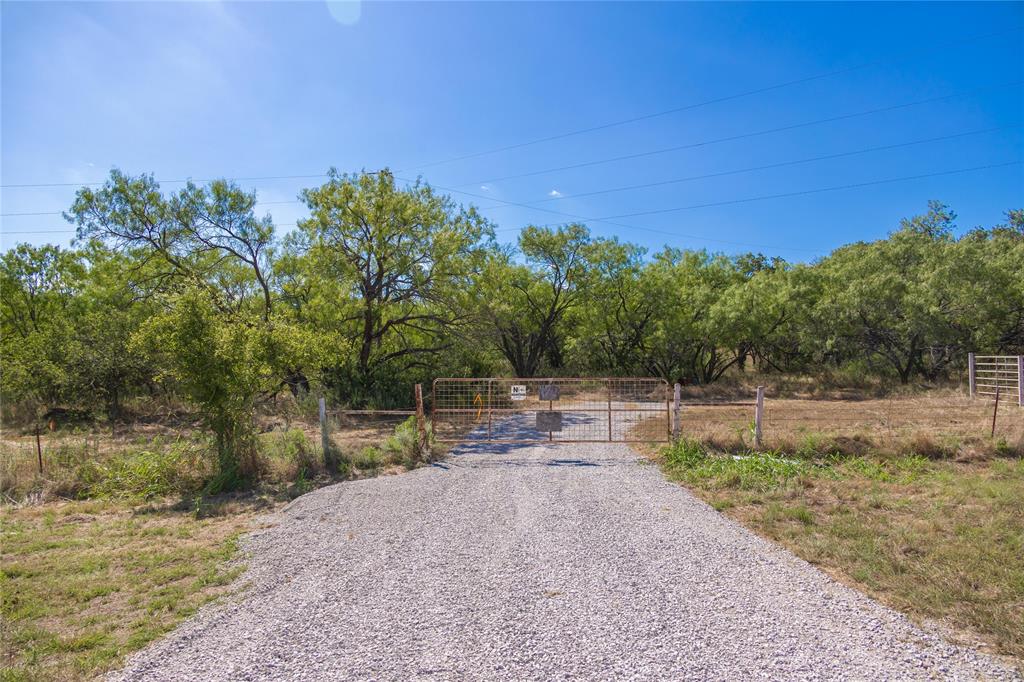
top-left (432, 377), bottom-right (670, 443)
top-left (969, 353), bottom-right (1023, 406)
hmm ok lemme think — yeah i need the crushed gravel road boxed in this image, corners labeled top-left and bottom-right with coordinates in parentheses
top-left (112, 442), bottom-right (1020, 681)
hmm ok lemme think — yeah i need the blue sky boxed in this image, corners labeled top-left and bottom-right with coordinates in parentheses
top-left (2, 1), bottom-right (1022, 261)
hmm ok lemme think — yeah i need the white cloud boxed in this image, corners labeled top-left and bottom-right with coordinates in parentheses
top-left (548, 189), bottom-right (562, 198)
top-left (480, 185), bottom-right (491, 191)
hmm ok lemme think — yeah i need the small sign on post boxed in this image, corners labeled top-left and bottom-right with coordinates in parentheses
top-left (539, 384), bottom-right (560, 401)
top-left (537, 411), bottom-right (562, 432)
top-left (510, 385), bottom-right (527, 401)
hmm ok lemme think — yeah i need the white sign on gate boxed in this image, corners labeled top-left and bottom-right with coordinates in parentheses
top-left (510, 385), bottom-right (527, 400)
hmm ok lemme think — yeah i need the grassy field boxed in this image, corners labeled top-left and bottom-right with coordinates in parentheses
top-left (0, 415), bottom-right (426, 681)
top-left (1, 498), bottom-right (265, 681)
top-left (657, 440), bottom-right (1024, 667)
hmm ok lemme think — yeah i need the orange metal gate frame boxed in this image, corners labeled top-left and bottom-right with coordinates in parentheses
top-left (431, 377), bottom-right (671, 444)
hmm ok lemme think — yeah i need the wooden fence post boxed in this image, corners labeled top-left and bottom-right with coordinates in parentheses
top-left (672, 383), bottom-right (681, 442)
top-left (968, 352), bottom-right (976, 398)
top-left (415, 383), bottom-right (428, 459)
top-left (318, 397), bottom-right (330, 464)
top-left (754, 386), bottom-right (765, 450)
top-left (1018, 356), bottom-right (1023, 408)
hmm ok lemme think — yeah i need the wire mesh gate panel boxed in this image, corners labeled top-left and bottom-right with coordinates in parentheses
top-left (432, 378), bottom-right (670, 443)
top-left (969, 354), bottom-right (1024, 406)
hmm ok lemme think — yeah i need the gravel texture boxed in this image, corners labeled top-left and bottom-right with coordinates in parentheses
top-left (112, 441), bottom-right (1020, 681)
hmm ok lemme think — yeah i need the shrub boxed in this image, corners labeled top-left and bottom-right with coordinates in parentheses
top-left (259, 428), bottom-right (318, 482)
top-left (353, 446), bottom-right (382, 471)
top-left (79, 442), bottom-right (210, 500)
top-left (377, 416), bottom-right (436, 468)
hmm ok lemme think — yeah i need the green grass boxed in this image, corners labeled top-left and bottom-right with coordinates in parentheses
top-left (660, 440), bottom-right (1024, 664)
top-left (0, 419), bottom-right (439, 680)
top-left (1, 500), bottom-right (254, 681)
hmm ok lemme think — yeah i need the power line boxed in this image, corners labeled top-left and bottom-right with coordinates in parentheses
top-left (0, 174), bottom-right (328, 190)
top-left (1, 229), bottom-right (74, 235)
top-left (460, 81), bottom-right (1022, 187)
top-left (396, 161), bottom-right (1019, 250)
top-left (565, 161), bottom-right (1022, 223)
top-left (471, 125), bottom-right (1020, 210)
top-left (396, 25), bottom-right (1024, 173)
top-left (1, 222), bottom-right (303, 236)
top-left (2, 28), bottom-right (1020, 192)
top-left (3, 96), bottom-right (1016, 222)
top-left (0, 197), bottom-right (303, 218)
top-left (3, 177), bottom-right (824, 253)
top-left (5, 161), bottom-right (1017, 253)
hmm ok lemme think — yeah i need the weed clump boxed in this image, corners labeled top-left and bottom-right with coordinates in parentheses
top-left (662, 438), bottom-right (811, 492)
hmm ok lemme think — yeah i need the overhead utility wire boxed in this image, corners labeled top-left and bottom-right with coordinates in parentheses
top-left (5, 162), bottom-right (1016, 253)
top-left (6, 98), bottom-right (1015, 218)
top-left (469, 125), bottom-right (1020, 211)
top-left (397, 160), bottom-right (1021, 249)
top-left (3, 26), bottom-right (1021, 192)
top-left (395, 25), bottom-right (1024, 172)
top-left (459, 81), bottom-right (1022, 187)
top-left (5, 123), bottom-right (1005, 224)
top-left (530, 161), bottom-right (1021, 225)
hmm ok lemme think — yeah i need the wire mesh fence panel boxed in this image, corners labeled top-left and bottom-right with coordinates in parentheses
top-left (973, 355), bottom-right (1021, 400)
top-left (675, 404), bottom-right (757, 447)
top-left (763, 396), bottom-right (1017, 440)
top-left (431, 378), bottom-right (670, 443)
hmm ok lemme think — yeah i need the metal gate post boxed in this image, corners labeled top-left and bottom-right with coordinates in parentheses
top-left (1018, 356), bottom-right (1023, 408)
top-left (487, 378), bottom-right (493, 438)
top-left (968, 352), bottom-right (976, 398)
top-left (672, 383), bottom-right (681, 442)
top-left (607, 379), bottom-right (613, 441)
top-left (754, 386), bottom-right (765, 450)
top-left (318, 397), bottom-right (330, 463)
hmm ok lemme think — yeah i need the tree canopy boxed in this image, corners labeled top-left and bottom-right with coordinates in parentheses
top-left (3, 168), bottom-right (1020, 475)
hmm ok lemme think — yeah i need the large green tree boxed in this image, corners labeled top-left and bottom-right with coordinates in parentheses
top-left (475, 224), bottom-right (594, 377)
top-left (297, 169), bottom-right (493, 404)
top-left (814, 201), bottom-right (964, 383)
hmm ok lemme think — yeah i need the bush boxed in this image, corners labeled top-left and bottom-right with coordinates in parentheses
top-left (259, 428), bottom-right (319, 482)
top-left (79, 442), bottom-right (210, 500)
top-left (353, 446), bottom-right (382, 471)
top-left (377, 416), bottom-right (433, 467)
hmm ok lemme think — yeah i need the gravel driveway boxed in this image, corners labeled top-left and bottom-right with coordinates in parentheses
top-left (112, 441), bottom-right (1019, 681)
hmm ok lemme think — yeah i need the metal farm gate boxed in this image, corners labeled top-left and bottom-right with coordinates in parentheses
top-left (968, 353), bottom-right (1024, 407)
top-left (431, 378), bottom-right (670, 443)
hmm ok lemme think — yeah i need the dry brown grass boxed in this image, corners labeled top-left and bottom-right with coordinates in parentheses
top-left (676, 390), bottom-right (1023, 458)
